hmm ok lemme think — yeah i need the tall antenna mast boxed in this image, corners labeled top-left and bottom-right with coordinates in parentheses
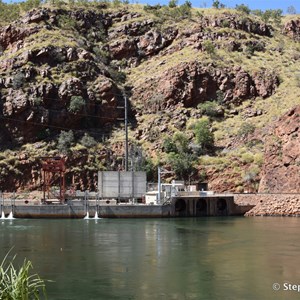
top-left (124, 95), bottom-right (128, 171)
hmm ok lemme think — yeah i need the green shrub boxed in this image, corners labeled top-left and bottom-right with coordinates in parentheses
top-left (163, 137), bottom-right (177, 153)
top-left (167, 152), bottom-right (196, 180)
top-left (68, 96), bottom-right (85, 113)
top-left (236, 4), bottom-right (250, 14)
top-left (0, 253), bottom-right (46, 300)
top-left (173, 132), bottom-right (189, 153)
top-left (270, 9), bottom-right (282, 25)
top-left (200, 155), bottom-right (226, 166)
top-left (57, 130), bottom-right (75, 154)
top-left (198, 101), bottom-right (221, 117)
top-left (202, 40), bottom-right (215, 56)
top-left (252, 9), bottom-right (282, 25)
top-left (245, 41), bottom-right (265, 57)
top-left (193, 118), bottom-right (214, 153)
top-left (80, 133), bottom-right (97, 148)
top-left (177, 1), bottom-right (192, 19)
top-left (253, 153), bottom-right (264, 166)
top-left (57, 15), bottom-right (76, 30)
top-left (212, 0), bottom-right (225, 9)
top-left (108, 68), bottom-right (126, 83)
top-left (12, 72), bottom-right (26, 89)
top-left (220, 19), bottom-right (230, 28)
top-left (243, 166), bottom-right (260, 191)
top-left (144, 2), bottom-right (191, 21)
top-left (163, 132), bottom-right (189, 154)
top-left (168, 0), bottom-right (177, 8)
top-left (93, 47), bottom-right (110, 64)
top-left (143, 4), bottom-right (162, 12)
top-left (237, 122), bottom-right (255, 137)
top-left (241, 152), bottom-right (254, 164)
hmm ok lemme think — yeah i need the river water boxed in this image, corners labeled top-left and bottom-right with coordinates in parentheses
top-left (1, 217), bottom-right (300, 299)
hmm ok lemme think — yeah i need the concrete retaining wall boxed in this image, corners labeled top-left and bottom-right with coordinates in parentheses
top-left (1, 205), bottom-right (85, 219)
top-left (97, 205), bottom-right (170, 218)
top-left (0, 195), bottom-right (257, 219)
top-left (0, 204), bottom-right (171, 219)
top-left (170, 196), bottom-right (253, 217)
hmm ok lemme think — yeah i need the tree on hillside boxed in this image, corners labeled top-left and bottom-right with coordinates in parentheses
top-left (167, 152), bottom-right (196, 180)
top-left (270, 9), bottom-right (283, 25)
top-left (236, 3), bottom-right (250, 15)
top-left (212, 0), bottom-right (224, 9)
top-left (193, 118), bottom-right (214, 154)
top-left (212, 0), bottom-right (220, 9)
top-left (168, 0), bottom-right (177, 8)
top-left (163, 132), bottom-right (197, 180)
top-left (254, 9), bottom-right (282, 25)
top-left (57, 130), bottom-right (75, 154)
top-left (183, 0), bottom-right (192, 8)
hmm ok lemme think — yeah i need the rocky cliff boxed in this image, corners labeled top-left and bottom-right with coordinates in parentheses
top-left (259, 106), bottom-right (300, 193)
top-left (0, 4), bottom-right (299, 192)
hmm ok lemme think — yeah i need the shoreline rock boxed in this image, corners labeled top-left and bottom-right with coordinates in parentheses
top-left (242, 194), bottom-right (300, 216)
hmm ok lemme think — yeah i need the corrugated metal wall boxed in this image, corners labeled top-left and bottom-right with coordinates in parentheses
top-left (98, 171), bottom-right (146, 199)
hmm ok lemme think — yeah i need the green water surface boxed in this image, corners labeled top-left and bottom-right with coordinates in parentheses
top-left (1, 217), bottom-right (300, 299)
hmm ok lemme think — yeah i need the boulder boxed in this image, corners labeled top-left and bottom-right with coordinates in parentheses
top-left (283, 19), bottom-right (300, 40)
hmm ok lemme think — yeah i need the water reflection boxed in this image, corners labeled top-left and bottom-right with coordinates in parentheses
top-left (1, 218), bottom-right (300, 299)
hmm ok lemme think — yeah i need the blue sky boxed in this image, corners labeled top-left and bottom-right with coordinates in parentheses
top-left (142, 0), bottom-right (300, 12)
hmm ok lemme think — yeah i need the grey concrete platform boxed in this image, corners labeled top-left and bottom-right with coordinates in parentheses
top-left (0, 195), bottom-right (253, 219)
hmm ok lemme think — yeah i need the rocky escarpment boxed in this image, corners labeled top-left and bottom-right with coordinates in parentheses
top-left (0, 5), bottom-right (299, 193)
top-left (131, 62), bottom-right (279, 113)
top-left (0, 7), bottom-right (280, 145)
top-left (259, 106), bottom-right (300, 193)
top-left (108, 12), bottom-right (272, 64)
top-left (0, 8), bottom-right (123, 143)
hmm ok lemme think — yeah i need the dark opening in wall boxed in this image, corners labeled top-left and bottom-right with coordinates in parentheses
top-left (196, 199), bottom-right (208, 216)
top-left (175, 199), bottom-right (186, 212)
top-left (217, 198), bottom-right (227, 211)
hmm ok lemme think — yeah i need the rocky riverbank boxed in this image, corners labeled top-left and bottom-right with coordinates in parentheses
top-left (243, 194), bottom-right (300, 216)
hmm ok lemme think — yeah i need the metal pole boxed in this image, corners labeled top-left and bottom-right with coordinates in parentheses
top-left (85, 190), bottom-right (88, 214)
top-left (96, 191), bottom-right (98, 209)
top-left (118, 170), bottom-right (120, 202)
top-left (43, 170), bottom-right (45, 203)
top-left (125, 95), bottom-right (128, 171)
top-left (158, 166), bottom-right (161, 204)
top-left (132, 169), bottom-right (134, 203)
top-left (0, 191), bottom-right (2, 217)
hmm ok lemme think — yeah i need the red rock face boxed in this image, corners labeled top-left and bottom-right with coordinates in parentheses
top-left (131, 61), bottom-right (279, 113)
top-left (283, 19), bottom-right (300, 40)
top-left (259, 106), bottom-right (300, 193)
